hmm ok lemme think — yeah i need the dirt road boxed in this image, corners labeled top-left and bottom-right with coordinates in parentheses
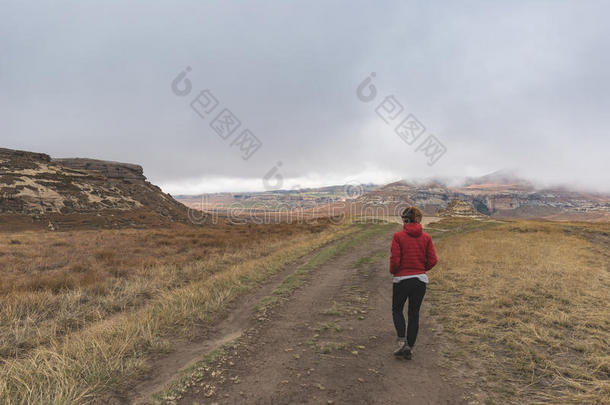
top-left (133, 224), bottom-right (468, 405)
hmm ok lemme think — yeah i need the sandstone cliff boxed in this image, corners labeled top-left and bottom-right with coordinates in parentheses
top-left (53, 158), bottom-right (146, 182)
top-left (0, 148), bottom-right (189, 230)
top-left (356, 176), bottom-right (610, 221)
top-left (438, 199), bottom-right (486, 218)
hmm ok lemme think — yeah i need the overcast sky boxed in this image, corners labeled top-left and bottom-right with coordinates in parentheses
top-left (2, 0), bottom-right (609, 194)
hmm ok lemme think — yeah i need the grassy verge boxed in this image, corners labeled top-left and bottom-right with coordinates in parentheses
top-left (0, 222), bottom-right (363, 404)
top-left (353, 250), bottom-right (386, 268)
top-left (428, 219), bottom-right (609, 404)
top-left (426, 216), bottom-right (505, 239)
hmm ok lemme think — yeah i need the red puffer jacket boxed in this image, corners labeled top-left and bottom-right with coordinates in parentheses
top-left (390, 223), bottom-right (437, 276)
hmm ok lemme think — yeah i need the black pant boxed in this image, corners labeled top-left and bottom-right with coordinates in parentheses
top-left (392, 278), bottom-right (426, 347)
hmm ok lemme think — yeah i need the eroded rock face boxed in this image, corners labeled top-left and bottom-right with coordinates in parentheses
top-left (52, 158), bottom-right (146, 182)
top-left (0, 148), bottom-right (188, 227)
top-left (439, 199), bottom-right (485, 218)
top-left (0, 148), bottom-right (51, 165)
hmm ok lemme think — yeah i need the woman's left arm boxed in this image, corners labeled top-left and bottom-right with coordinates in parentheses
top-left (425, 236), bottom-right (438, 271)
top-left (390, 234), bottom-right (401, 274)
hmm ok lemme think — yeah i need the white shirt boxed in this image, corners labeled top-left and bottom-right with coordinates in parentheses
top-left (393, 274), bottom-right (429, 284)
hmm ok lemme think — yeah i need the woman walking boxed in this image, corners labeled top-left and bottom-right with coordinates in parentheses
top-left (390, 206), bottom-right (437, 359)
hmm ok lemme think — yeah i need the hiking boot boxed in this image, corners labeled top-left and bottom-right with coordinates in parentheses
top-left (403, 345), bottom-right (412, 360)
top-left (393, 340), bottom-right (409, 356)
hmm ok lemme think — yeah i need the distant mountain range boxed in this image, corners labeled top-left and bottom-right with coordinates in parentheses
top-left (178, 169), bottom-right (609, 222)
top-left (2, 147), bottom-right (608, 229)
top-left (356, 170), bottom-right (609, 221)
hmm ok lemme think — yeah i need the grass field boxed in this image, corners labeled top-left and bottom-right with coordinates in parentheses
top-left (1, 216), bottom-right (608, 404)
top-left (427, 218), bottom-right (610, 404)
top-left (0, 219), bottom-right (362, 404)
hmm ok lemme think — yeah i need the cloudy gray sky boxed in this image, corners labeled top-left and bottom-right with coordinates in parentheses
top-left (2, 0), bottom-right (609, 194)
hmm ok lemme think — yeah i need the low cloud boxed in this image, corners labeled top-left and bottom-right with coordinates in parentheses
top-left (2, 1), bottom-right (609, 193)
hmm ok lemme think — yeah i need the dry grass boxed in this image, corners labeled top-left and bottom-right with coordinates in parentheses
top-left (0, 219), bottom-right (358, 404)
top-left (428, 219), bottom-right (610, 404)
top-left (0, 222), bottom-right (330, 288)
top-left (0, 222), bottom-right (331, 359)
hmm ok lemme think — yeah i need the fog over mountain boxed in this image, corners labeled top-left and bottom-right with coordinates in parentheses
top-left (2, 1), bottom-right (609, 194)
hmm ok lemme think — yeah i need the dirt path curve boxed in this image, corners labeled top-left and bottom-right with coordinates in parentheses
top-left (162, 224), bottom-right (467, 405)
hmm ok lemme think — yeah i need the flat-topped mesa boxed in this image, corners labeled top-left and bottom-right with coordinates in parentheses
top-left (52, 158), bottom-right (146, 182)
top-left (0, 147), bottom-right (191, 229)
